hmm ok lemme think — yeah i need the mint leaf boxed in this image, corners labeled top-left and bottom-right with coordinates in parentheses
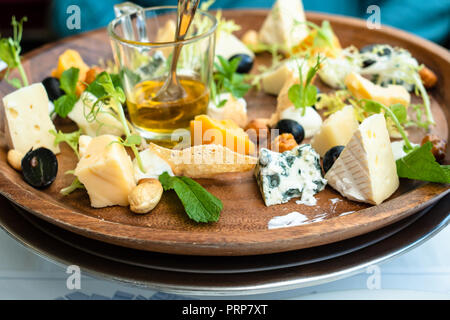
top-left (59, 67), bottom-right (80, 96)
top-left (396, 142), bottom-right (450, 184)
top-left (304, 84), bottom-right (317, 107)
top-left (159, 172), bottom-right (223, 223)
top-left (390, 103), bottom-right (407, 124)
top-left (54, 94), bottom-right (78, 118)
top-left (288, 84), bottom-right (302, 109)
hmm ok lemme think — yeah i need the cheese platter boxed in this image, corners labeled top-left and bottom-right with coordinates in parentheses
top-left (0, 3), bottom-right (448, 256)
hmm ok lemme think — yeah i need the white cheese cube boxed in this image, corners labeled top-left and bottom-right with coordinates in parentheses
top-left (68, 92), bottom-right (124, 137)
top-left (133, 148), bottom-right (174, 183)
top-left (215, 31), bottom-right (255, 61)
top-left (325, 114), bottom-right (399, 205)
top-left (207, 93), bottom-right (248, 128)
top-left (311, 105), bottom-right (359, 157)
top-left (280, 106), bottom-right (323, 139)
top-left (254, 144), bottom-right (327, 207)
top-left (262, 58), bottom-right (307, 95)
top-left (2, 83), bottom-right (60, 155)
top-left (74, 135), bottom-right (136, 208)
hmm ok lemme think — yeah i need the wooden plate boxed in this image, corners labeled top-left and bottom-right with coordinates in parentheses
top-left (0, 11), bottom-right (449, 256)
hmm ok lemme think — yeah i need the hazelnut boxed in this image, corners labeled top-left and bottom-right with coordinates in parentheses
top-left (128, 178), bottom-right (163, 214)
top-left (419, 66), bottom-right (437, 89)
top-left (241, 30), bottom-right (259, 47)
top-left (421, 134), bottom-right (447, 163)
top-left (7, 149), bottom-right (23, 171)
top-left (245, 118), bottom-right (270, 144)
top-left (271, 133), bottom-right (298, 153)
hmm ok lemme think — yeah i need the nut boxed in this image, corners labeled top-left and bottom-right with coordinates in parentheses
top-left (7, 149), bottom-right (23, 171)
top-left (245, 118), bottom-right (270, 144)
top-left (271, 133), bottom-right (298, 153)
top-left (85, 66), bottom-right (104, 84)
top-left (419, 66), bottom-right (437, 89)
top-left (421, 134), bottom-right (447, 163)
top-left (241, 30), bottom-right (259, 47)
top-left (128, 178), bottom-right (163, 214)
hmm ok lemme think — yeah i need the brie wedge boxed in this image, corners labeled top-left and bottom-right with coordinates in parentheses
top-left (325, 114), bottom-right (399, 205)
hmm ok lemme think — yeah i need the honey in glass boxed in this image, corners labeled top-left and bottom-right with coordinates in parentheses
top-left (127, 76), bottom-right (209, 134)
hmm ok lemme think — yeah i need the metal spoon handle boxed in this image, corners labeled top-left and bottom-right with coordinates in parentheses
top-left (168, 0), bottom-right (200, 85)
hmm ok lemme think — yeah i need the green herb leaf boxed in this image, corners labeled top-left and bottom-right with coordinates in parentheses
top-left (0, 16), bottom-right (28, 87)
top-left (60, 176), bottom-right (85, 196)
top-left (54, 94), bottom-right (78, 118)
top-left (396, 142), bottom-right (450, 184)
top-left (213, 55), bottom-right (250, 102)
top-left (159, 172), bottom-right (223, 223)
top-left (59, 67), bottom-right (79, 96)
top-left (49, 129), bottom-right (82, 158)
top-left (390, 103), bottom-right (408, 124)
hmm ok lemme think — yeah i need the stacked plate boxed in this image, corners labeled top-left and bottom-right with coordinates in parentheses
top-left (0, 194), bottom-right (448, 295)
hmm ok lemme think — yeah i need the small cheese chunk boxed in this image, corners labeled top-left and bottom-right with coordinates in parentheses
top-left (254, 145), bottom-right (327, 207)
top-left (262, 58), bottom-right (307, 95)
top-left (133, 148), bottom-right (174, 183)
top-left (207, 93), bottom-right (248, 128)
top-left (258, 0), bottom-right (309, 51)
top-left (311, 105), bottom-right (359, 157)
top-left (78, 135), bottom-right (92, 158)
top-left (74, 135), bottom-right (136, 208)
top-left (325, 114), bottom-right (399, 205)
top-left (2, 83), bottom-right (60, 155)
top-left (280, 106), bottom-right (323, 139)
top-left (68, 92), bottom-right (124, 137)
top-left (215, 31), bottom-right (255, 61)
top-left (345, 72), bottom-right (410, 107)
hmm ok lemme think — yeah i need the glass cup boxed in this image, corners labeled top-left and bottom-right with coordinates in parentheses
top-left (108, 4), bottom-right (217, 144)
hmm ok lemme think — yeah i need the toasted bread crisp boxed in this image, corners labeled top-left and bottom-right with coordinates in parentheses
top-left (149, 143), bottom-right (257, 178)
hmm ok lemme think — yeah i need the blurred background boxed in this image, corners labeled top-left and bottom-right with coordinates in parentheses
top-left (1, 0), bottom-right (449, 53)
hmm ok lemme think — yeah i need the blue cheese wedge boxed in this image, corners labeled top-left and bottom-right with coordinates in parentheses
top-left (255, 145), bottom-right (327, 206)
top-left (2, 83), bottom-right (60, 155)
top-left (325, 114), bottom-right (399, 205)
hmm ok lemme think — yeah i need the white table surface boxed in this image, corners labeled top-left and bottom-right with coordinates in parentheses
top-left (0, 215), bottom-right (449, 300)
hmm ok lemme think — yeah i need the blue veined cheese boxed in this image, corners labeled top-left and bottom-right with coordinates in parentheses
top-left (254, 144), bottom-right (327, 207)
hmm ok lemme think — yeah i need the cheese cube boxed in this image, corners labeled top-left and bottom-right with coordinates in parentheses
top-left (74, 135), bottom-right (136, 208)
top-left (311, 105), bottom-right (359, 157)
top-left (262, 58), bottom-right (307, 95)
top-left (325, 114), bottom-right (399, 205)
top-left (258, 0), bottom-right (309, 51)
top-left (345, 72), bottom-right (410, 107)
top-left (2, 83), bottom-right (60, 155)
top-left (68, 92), bottom-right (124, 137)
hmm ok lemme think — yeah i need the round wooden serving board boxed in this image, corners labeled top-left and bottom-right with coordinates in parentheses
top-left (0, 11), bottom-right (449, 256)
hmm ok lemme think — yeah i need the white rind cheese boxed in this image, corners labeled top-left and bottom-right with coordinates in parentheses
top-left (258, 0), bottom-right (309, 51)
top-left (74, 135), bottom-right (136, 208)
top-left (255, 145), bottom-right (327, 207)
top-left (325, 114), bottom-right (399, 205)
top-left (2, 83), bottom-right (60, 155)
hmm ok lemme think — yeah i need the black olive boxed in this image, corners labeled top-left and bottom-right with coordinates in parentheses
top-left (42, 77), bottom-right (65, 101)
top-left (275, 119), bottom-right (305, 144)
top-left (229, 54), bottom-right (254, 74)
top-left (21, 148), bottom-right (58, 188)
top-left (323, 146), bottom-right (345, 173)
top-left (362, 59), bottom-right (377, 68)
